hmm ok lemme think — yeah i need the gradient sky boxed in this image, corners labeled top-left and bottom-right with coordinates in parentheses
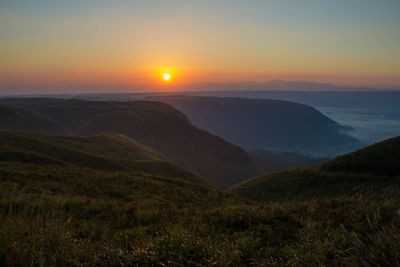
top-left (1, 0), bottom-right (400, 93)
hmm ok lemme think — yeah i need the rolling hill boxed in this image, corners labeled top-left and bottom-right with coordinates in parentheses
top-left (0, 98), bottom-right (260, 188)
top-left (0, 130), bottom-right (399, 265)
top-left (230, 136), bottom-right (400, 202)
top-left (149, 95), bottom-right (360, 157)
top-left (0, 130), bottom-right (243, 265)
top-left (0, 130), bottom-right (207, 185)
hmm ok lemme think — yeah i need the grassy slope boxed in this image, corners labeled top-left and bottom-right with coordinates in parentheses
top-left (2, 180), bottom-right (400, 265)
top-left (0, 98), bottom-right (261, 188)
top-left (0, 130), bottom-right (207, 185)
top-left (0, 132), bottom-right (399, 265)
top-left (0, 161), bottom-right (226, 208)
top-left (0, 130), bottom-right (247, 266)
top-left (230, 136), bottom-right (400, 202)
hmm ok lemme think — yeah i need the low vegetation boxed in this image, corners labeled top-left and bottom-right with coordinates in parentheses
top-left (230, 136), bottom-right (400, 202)
top-left (0, 131), bottom-right (399, 265)
top-left (0, 131), bottom-right (207, 185)
top-left (1, 190), bottom-right (400, 266)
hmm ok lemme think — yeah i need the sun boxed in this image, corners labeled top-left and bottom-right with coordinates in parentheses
top-left (163, 73), bottom-right (171, 81)
top-left (157, 67), bottom-right (175, 83)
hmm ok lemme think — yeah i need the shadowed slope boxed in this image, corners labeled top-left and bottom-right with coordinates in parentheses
top-left (0, 105), bottom-right (66, 133)
top-left (150, 95), bottom-right (359, 157)
top-left (0, 99), bottom-right (260, 187)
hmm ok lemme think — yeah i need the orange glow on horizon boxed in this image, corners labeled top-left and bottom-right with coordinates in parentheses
top-left (1, 67), bottom-right (400, 93)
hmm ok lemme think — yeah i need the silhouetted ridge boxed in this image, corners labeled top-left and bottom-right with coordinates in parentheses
top-left (149, 95), bottom-right (359, 156)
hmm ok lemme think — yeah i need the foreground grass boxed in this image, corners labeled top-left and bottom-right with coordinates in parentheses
top-left (1, 190), bottom-right (399, 266)
top-left (0, 145), bottom-right (399, 266)
top-left (0, 127), bottom-right (399, 265)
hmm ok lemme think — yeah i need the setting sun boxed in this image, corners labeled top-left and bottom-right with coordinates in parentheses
top-left (163, 73), bottom-right (171, 81)
top-left (156, 67), bottom-right (176, 84)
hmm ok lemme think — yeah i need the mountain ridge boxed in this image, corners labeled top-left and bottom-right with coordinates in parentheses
top-left (149, 95), bottom-right (359, 156)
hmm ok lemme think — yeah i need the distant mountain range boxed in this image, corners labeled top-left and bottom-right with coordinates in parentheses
top-left (3, 80), bottom-right (399, 110)
top-left (150, 96), bottom-right (360, 156)
top-left (178, 80), bottom-right (384, 92)
top-left (185, 91), bottom-right (400, 109)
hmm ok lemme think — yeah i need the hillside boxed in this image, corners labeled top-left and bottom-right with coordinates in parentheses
top-left (0, 131), bottom-right (243, 265)
top-left (230, 136), bottom-right (400, 202)
top-left (0, 98), bottom-right (261, 188)
top-left (0, 133), bottom-right (399, 265)
top-left (0, 131), bottom-right (399, 265)
top-left (149, 95), bottom-right (360, 157)
top-left (0, 105), bottom-right (66, 133)
top-left (0, 130), bottom-right (207, 185)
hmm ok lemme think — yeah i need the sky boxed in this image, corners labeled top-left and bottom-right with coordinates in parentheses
top-left (1, 0), bottom-right (400, 93)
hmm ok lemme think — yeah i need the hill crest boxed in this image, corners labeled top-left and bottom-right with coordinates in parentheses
top-left (230, 136), bottom-right (400, 201)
